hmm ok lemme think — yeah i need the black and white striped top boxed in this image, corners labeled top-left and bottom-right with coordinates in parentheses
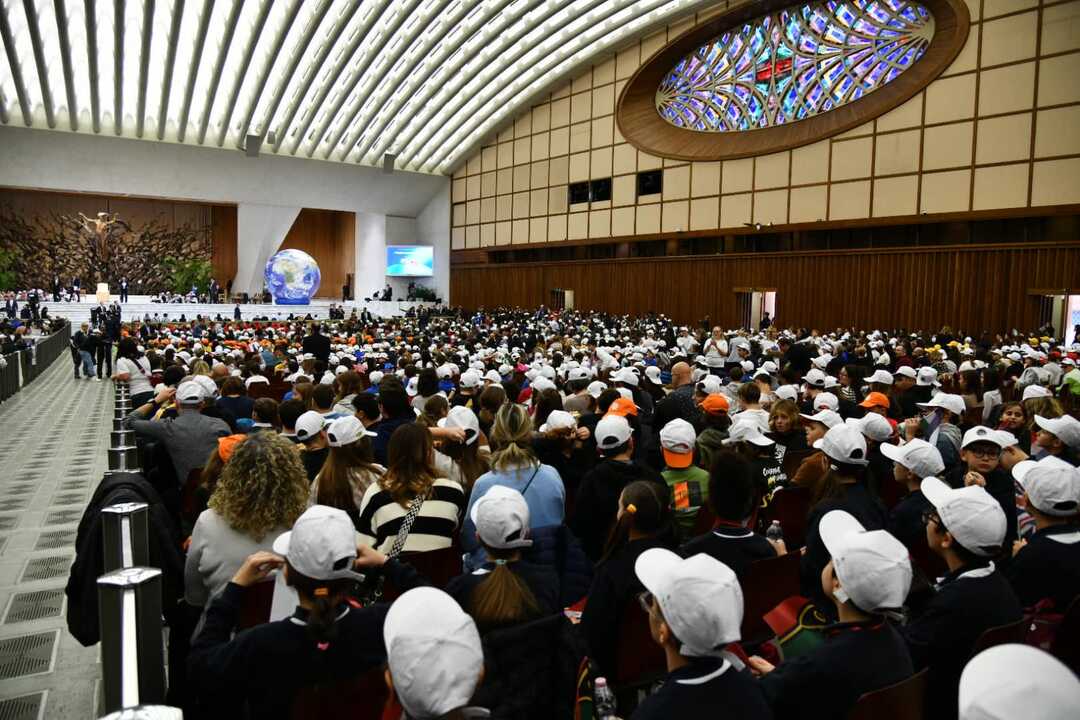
top-left (356, 477), bottom-right (466, 553)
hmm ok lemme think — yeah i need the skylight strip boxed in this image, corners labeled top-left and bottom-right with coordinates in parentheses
top-left (133, 0), bottom-right (154, 137)
top-left (172, 0), bottom-right (209, 141)
top-left (0, 1), bottom-right (32, 124)
top-left (211, 0), bottom-right (276, 147)
top-left (23, 0), bottom-right (57, 128)
top-left (153, 0), bottom-right (183, 140)
top-left (285, 0), bottom-right (391, 156)
top-left (53, 0), bottom-right (80, 130)
top-left (112, 0), bottom-right (125, 135)
top-left (185, 0), bottom-right (235, 143)
top-left (93, 0), bottom-right (114, 133)
top-left (196, 0), bottom-right (249, 144)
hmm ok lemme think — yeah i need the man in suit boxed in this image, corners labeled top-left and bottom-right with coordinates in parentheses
top-left (301, 322), bottom-right (331, 364)
top-left (3, 294), bottom-right (17, 319)
top-left (119, 277), bottom-right (129, 303)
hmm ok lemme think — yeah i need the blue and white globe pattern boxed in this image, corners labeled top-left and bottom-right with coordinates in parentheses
top-left (264, 249), bottom-right (321, 305)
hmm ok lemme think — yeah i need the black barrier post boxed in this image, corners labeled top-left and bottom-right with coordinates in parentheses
top-left (96, 567), bottom-right (167, 713)
top-left (101, 503), bottom-right (150, 572)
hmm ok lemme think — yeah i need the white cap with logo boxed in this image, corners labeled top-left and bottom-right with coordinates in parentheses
top-left (470, 485), bottom-right (533, 550)
top-left (819, 510), bottom-right (912, 612)
top-left (595, 414), bottom-right (633, 450)
top-left (384, 587), bottom-right (484, 719)
top-left (917, 393), bottom-right (966, 418)
top-left (917, 367), bottom-right (940, 387)
top-left (813, 424), bottom-right (869, 466)
top-left (295, 410), bottom-right (329, 442)
top-left (587, 380), bottom-right (608, 399)
top-left (326, 415), bottom-right (376, 447)
top-left (271, 505), bottom-right (365, 582)
top-left (635, 549), bottom-right (743, 656)
top-left (442, 405), bottom-right (481, 445)
top-left (800, 409), bottom-right (843, 429)
top-left (961, 426), bottom-right (1017, 449)
top-left (1035, 414), bottom-right (1080, 448)
top-left (852, 413), bottom-right (893, 442)
top-left (959, 644), bottom-right (1080, 720)
top-left (813, 392), bottom-right (839, 412)
top-left (880, 438), bottom-right (944, 478)
top-left (1012, 455), bottom-right (1080, 518)
top-left (921, 477), bottom-right (1006, 557)
top-left (723, 419), bottom-right (775, 447)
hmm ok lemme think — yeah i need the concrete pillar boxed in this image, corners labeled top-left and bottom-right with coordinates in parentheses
top-left (235, 204), bottom-right (301, 297)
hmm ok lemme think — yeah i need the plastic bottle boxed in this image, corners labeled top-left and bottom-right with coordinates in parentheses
top-left (766, 520), bottom-right (783, 543)
top-left (594, 676), bottom-right (617, 719)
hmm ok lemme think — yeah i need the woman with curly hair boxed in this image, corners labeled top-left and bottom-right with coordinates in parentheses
top-left (184, 431), bottom-right (310, 623)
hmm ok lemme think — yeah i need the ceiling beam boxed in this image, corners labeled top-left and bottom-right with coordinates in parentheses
top-left (285, 0), bottom-right (391, 156)
top-left (358, 0), bottom-right (524, 164)
top-left (23, 0), bottom-right (56, 128)
top-left (134, 0), bottom-right (154, 137)
top-left (113, 0), bottom-right (124, 135)
top-left (0, 88), bottom-right (8, 124)
top-left (195, 0), bottom-right (243, 145)
top-left (238, 0), bottom-right (331, 147)
top-left (83, 0), bottom-right (99, 132)
top-left (0, 2), bottom-right (33, 125)
top-left (53, 0), bottom-right (79, 130)
top-left (156, 0), bottom-right (185, 140)
top-left (213, 0), bottom-right (277, 147)
top-left (176, 0), bottom-right (213, 143)
top-left (329, 0), bottom-right (455, 161)
top-left (269, 0), bottom-right (361, 154)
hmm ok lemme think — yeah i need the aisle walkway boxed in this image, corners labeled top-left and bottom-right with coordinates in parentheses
top-left (0, 354), bottom-right (111, 719)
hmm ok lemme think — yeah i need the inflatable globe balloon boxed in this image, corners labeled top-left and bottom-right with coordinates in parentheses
top-left (264, 249), bottom-right (321, 305)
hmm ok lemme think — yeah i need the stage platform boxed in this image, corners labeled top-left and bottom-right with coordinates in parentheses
top-left (40, 295), bottom-right (436, 331)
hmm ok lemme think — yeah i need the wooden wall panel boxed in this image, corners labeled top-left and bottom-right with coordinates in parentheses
top-left (450, 243), bottom-right (1080, 333)
top-left (211, 205), bottom-right (237, 288)
top-left (278, 208), bottom-right (356, 299)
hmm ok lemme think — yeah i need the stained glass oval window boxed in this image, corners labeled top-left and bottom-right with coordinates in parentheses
top-left (656, 0), bottom-right (936, 132)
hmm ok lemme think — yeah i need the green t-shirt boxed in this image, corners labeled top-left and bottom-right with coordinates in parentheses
top-left (662, 465), bottom-right (711, 539)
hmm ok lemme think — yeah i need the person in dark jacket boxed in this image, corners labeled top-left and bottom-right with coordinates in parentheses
top-left (903, 478), bottom-right (1023, 720)
top-left (571, 414), bottom-right (667, 562)
top-left (446, 486), bottom-right (559, 633)
top-left (800, 424), bottom-right (887, 614)
top-left (943, 426), bottom-right (1020, 549)
top-left (882, 439), bottom-right (944, 548)
top-left (680, 450), bottom-right (780, 578)
top-left (1006, 457), bottom-right (1080, 610)
top-left (188, 506), bottom-right (427, 719)
top-left (300, 322), bottom-right (331, 364)
top-left (582, 480), bottom-right (674, 679)
top-left (751, 510), bottom-right (914, 720)
top-left (370, 381), bottom-right (417, 466)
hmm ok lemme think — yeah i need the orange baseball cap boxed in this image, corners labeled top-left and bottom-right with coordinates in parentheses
top-left (217, 434), bottom-right (247, 463)
top-left (859, 392), bottom-right (890, 410)
top-left (701, 393), bottom-right (730, 415)
top-left (606, 397), bottom-right (639, 417)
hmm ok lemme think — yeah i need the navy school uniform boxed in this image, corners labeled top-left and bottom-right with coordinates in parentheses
top-left (888, 489), bottom-right (932, 549)
top-left (679, 524), bottom-right (777, 579)
top-left (943, 466), bottom-right (1019, 548)
top-left (758, 618), bottom-right (913, 720)
top-left (631, 657), bottom-right (773, 720)
top-left (1005, 522), bottom-right (1080, 610)
top-left (902, 561), bottom-right (1023, 720)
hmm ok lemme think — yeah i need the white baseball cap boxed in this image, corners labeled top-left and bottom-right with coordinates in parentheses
top-left (880, 439), bottom-right (945, 478)
top-left (917, 393), bottom-right (966, 418)
top-left (852, 413), bottom-right (893, 443)
top-left (1035, 414), bottom-right (1080, 448)
top-left (442, 405), bottom-right (481, 445)
top-left (961, 426), bottom-right (1017, 449)
top-left (660, 419), bottom-right (697, 469)
top-left (804, 368), bottom-right (827, 387)
top-left (645, 365), bottom-right (662, 382)
top-left (814, 423), bottom-right (869, 466)
top-left (921, 477), bottom-right (1006, 557)
top-left (917, 367), bottom-right (940, 387)
top-left (326, 415), bottom-right (375, 447)
top-left (175, 381), bottom-right (205, 406)
top-left (800, 409), bottom-right (843, 429)
top-left (587, 380), bottom-right (607, 398)
top-left (635, 549), bottom-right (743, 656)
top-left (613, 367), bottom-right (639, 387)
top-left (819, 510), bottom-right (912, 612)
top-left (484, 369), bottom-right (502, 383)
top-left (959, 644), bottom-right (1080, 720)
top-left (193, 374), bottom-right (218, 400)
top-left (459, 370), bottom-right (481, 389)
top-left (895, 366), bottom-right (917, 380)
top-left (812, 392), bottom-right (839, 412)
top-left (470, 486), bottom-right (533, 550)
top-left (1021, 385), bottom-right (1052, 401)
top-left (271, 505), bottom-right (364, 582)
top-left (697, 376), bottom-right (723, 395)
top-left (774, 384), bottom-right (799, 402)
top-left (867, 369), bottom-right (894, 385)
top-left (295, 410), bottom-right (329, 442)
top-left (539, 409), bottom-right (576, 434)
top-left (1012, 456), bottom-right (1080, 517)
top-left (384, 587), bottom-right (484, 719)
top-left (595, 414), bottom-right (633, 450)
top-left (723, 419), bottom-right (775, 447)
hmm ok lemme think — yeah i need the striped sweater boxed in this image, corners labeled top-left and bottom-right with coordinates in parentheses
top-left (356, 477), bottom-right (466, 553)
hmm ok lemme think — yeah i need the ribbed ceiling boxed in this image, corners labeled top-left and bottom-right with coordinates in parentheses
top-left (0, 0), bottom-right (709, 174)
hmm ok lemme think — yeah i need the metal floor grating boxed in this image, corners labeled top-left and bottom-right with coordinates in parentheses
top-left (33, 531), bottom-right (75, 551)
top-left (0, 536), bottom-right (8, 555)
top-left (0, 692), bottom-right (45, 720)
top-left (49, 494), bottom-right (85, 507)
top-left (42, 510), bottom-right (81, 526)
top-left (20, 557), bottom-right (71, 583)
top-left (0, 517), bottom-right (17, 532)
top-left (0, 631), bottom-right (58, 679)
top-left (3, 590), bottom-right (65, 624)
top-left (0, 499), bottom-right (30, 512)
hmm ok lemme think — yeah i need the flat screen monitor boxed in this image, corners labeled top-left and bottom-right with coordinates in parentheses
top-left (386, 245), bottom-right (434, 277)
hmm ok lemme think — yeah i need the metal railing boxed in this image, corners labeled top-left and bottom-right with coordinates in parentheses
top-left (0, 322), bottom-right (71, 402)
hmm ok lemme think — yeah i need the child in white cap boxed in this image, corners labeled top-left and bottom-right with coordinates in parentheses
top-left (959, 644), bottom-right (1080, 720)
top-left (901, 478), bottom-right (1024, 720)
top-left (631, 549), bottom-right (771, 719)
top-left (1005, 456), bottom-right (1080, 609)
top-left (751, 510), bottom-right (914, 719)
top-left (882, 438), bottom-right (945, 548)
top-left (188, 505), bottom-right (426, 717)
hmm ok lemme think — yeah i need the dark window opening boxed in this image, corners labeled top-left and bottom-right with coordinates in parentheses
top-left (568, 182), bottom-right (590, 205)
top-left (590, 178), bottom-right (612, 202)
top-left (637, 170), bottom-right (662, 196)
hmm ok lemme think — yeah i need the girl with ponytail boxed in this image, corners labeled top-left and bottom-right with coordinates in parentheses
top-left (581, 480), bottom-right (675, 678)
top-left (447, 486), bottom-right (559, 633)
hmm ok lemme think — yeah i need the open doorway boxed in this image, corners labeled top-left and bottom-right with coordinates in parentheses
top-left (1033, 290), bottom-right (1080, 344)
top-left (735, 287), bottom-right (777, 330)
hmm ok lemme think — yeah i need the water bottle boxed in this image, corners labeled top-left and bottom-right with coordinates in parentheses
top-left (594, 676), bottom-right (617, 719)
top-left (766, 520), bottom-right (783, 543)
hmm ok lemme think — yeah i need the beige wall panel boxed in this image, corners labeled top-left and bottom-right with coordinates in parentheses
top-left (980, 11), bottom-right (1038, 66)
top-left (1034, 106), bottom-right (1080, 158)
top-left (720, 193), bottom-right (752, 227)
top-left (829, 180), bottom-right (871, 220)
top-left (722, 158), bottom-right (753, 193)
top-left (923, 122), bottom-right (974, 170)
top-left (755, 152), bottom-right (790, 189)
top-left (976, 113), bottom-right (1032, 164)
top-left (611, 206), bottom-right (635, 236)
top-left (925, 75), bottom-right (976, 124)
top-left (661, 200), bottom-right (689, 232)
top-left (754, 189), bottom-right (788, 224)
top-left (921, 170), bottom-right (971, 213)
top-left (636, 204), bottom-right (661, 234)
top-left (789, 185), bottom-right (828, 223)
top-left (689, 197), bottom-right (720, 230)
top-left (1032, 158), bottom-right (1080, 205)
top-left (691, 162), bottom-right (722, 197)
top-left (791, 141), bottom-right (831, 185)
top-left (979, 62), bottom-right (1036, 116)
top-left (1038, 54), bottom-right (1080, 106)
top-left (1041, 1), bottom-right (1080, 55)
top-left (973, 163), bottom-right (1030, 210)
top-left (547, 215), bottom-right (567, 243)
top-left (876, 95), bottom-right (924, 132)
top-left (612, 175), bottom-right (636, 206)
top-left (875, 130), bottom-right (921, 175)
top-left (663, 165), bottom-right (691, 200)
top-left (872, 175), bottom-right (918, 217)
top-left (831, 137), bottom-right (873, 181)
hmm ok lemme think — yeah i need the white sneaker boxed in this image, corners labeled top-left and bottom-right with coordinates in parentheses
top-left (93, 377), bottom-right (101, 382)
